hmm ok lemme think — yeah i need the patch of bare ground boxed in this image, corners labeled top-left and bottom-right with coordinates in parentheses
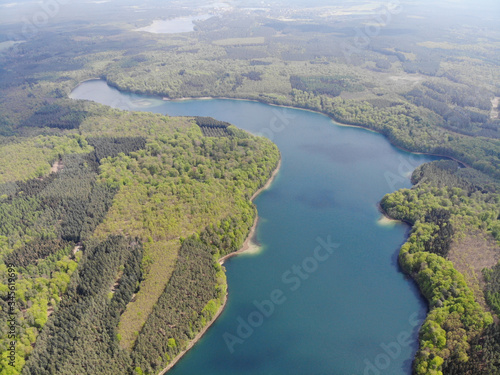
top-left (388, 74), bottom-right (425, 84)
top-left (50, 159), bottom-right (63, 173)
top-left (72, 244), bottom-right (82, 255)
top-left (448, 230), bottom-right (500, 314)
top-left (491, 97), bottom-right (499, 120)
top-left (111, 274), bottom-right (122, 294)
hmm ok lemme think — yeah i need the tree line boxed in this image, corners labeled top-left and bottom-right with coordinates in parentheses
top-left (381, 161), bottom-right (500, 374)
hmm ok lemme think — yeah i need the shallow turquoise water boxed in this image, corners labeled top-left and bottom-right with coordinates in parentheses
top-left (71, 80), bottom-right (440, 375)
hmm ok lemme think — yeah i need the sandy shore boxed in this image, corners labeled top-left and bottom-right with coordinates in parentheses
top-left (219, 216), bottom-right (261, 265)
top-left (219, 159), bottom-right (282, 264)
top-left (158, 158), bottom-right (281, 374)
top-left (377, 203), bottom-right (401, 226)
top-left (376, 202), bottom-right (413, 227)
top-left (251, 159), bottom-right (281, 201)
top-left (377, 215), bottom-right (400, 226)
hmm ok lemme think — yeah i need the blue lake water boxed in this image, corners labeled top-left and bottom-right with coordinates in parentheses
top-left (70, 80), bottom-right (440, 375)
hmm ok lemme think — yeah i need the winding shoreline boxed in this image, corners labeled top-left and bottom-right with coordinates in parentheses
top-left (70, 79), bottom-right (470, 374)
top-left (219, 158), bottom-right (282, 265)
top-left (161, 94), bottom-right (469, 168)
top-left (74, 78), bottom-right (470, 170)
top-left (158, 158), bottom-right (281, 375)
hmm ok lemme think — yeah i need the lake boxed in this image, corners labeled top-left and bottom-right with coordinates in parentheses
top-left (70, 80), bottom-right (440, 375)
top-left (135, 15), bottom-right (212, 34)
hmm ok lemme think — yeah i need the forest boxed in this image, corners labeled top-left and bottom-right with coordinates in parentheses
top-left (381, 160), bottom-right (500, 374)
top-left (0, 83), bottom-right (279, 374)
top-left (0, 0), bottom-right (499, 374)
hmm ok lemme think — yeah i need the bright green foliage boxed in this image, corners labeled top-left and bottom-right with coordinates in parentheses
top-left (0, 138), bottom-right (147, 374)
top-left (381, 177), bottom-right (500, 243)
top-left (382, 163), bottom-right (499, 374)
top-left (104, 45), bottom-right (500, 179)
top-left (399, 239), bottom-right (492, 373)
top-left (0, 135), bottom-right (92, 184)
top-left (97, 125), bottom-right (278, 199)
top-left (0, 247), bottom-right (79, 375)
top-left (0, 7), bottom-right (498, 374)
top-left (0, 97), bottom-right (279, 374)
top-left (22, 236), bottom-right (143, 375)
top-left (91, 121), bottom-right (279, 350)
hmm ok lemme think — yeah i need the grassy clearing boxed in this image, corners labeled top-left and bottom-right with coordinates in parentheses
top-left (118, 239), bottom-right (179, 350)
top-left (448, 230), bottom-right (500, 312)
top-left (213, 37), bottom-right (266, 46)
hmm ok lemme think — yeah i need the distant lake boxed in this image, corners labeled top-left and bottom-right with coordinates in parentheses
top-left (71, 79), bottom-right (442, 375)
top-left (0, 40), bottom-right (25, 52)
top-left (135, 15), bottom-right (212, 34)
